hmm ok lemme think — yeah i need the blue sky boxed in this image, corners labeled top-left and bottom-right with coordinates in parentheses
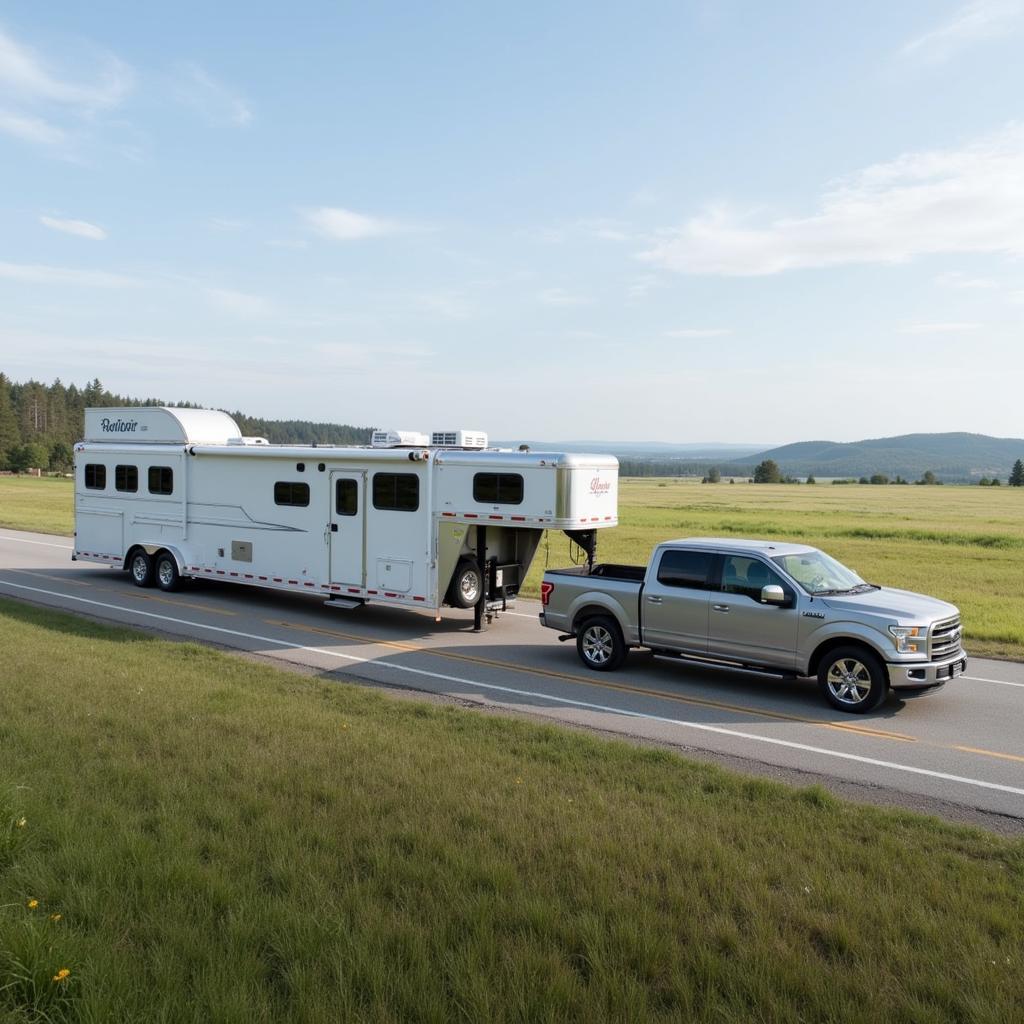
top-left (1, 1), bottom-right (1022, 443)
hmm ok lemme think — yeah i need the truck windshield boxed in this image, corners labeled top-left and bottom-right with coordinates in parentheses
top-left (770, 550), bottom-right (866, 595)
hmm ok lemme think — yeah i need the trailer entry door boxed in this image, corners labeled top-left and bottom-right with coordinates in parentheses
top-left (329, 471), bottom-right (366, 586)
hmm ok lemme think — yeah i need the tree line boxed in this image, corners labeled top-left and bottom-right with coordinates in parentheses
top-left (0, 374), bottom-right (372, 472)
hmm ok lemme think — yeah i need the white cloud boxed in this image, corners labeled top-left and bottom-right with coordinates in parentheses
top-left (304, 206), bottom-right (406, 241)
top-left (0, 27), bottom-right (132, 108)
top-left (934, 270), bottom-right (997, 289)
top-left (664, 328), bottom-right (732, 338)
top-left (899, 322), bottom-right (981, 334)
top-left (902, 0), bottom-right (1024, 61)
top-left (174, 62), bottom-right (252, 126)
top-left (0, 108), bottom-right (65, 145)
top-left (206, 287), bottom-right (272, 317)
top-left (639, 124), bottom-right (1024, 276)
top-left (40, 215), bottom-right (107, 240)
top-left (538, 287), bottom-right (590, 307)
top-left (416, 290), bottom-right (475, 320)
top-left (0, 261), bottom-right (134, 287)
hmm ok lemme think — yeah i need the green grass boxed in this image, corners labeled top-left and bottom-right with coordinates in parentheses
top-left (3, 474), bottom-right (1024, 657)
top-left (1, 599), bottom-right (1022, 1023)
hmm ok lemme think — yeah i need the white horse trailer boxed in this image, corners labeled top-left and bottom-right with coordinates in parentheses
top-left (73, 408), bottom-right (618, 626)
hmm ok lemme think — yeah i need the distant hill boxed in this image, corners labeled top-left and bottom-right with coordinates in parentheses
top-left (733, 433), bottom-right (1024, 481)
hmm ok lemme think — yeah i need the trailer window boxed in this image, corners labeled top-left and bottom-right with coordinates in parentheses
top-left (148, 466), bottom-right (174, 495)
top-left (473, 473), bottom-right (524, 505)
top-left (335, 479), bottom-right (358, 516)
top-left (115, 465), bottom-right (138, 492)
top-left (656, 550), bottom-right (713, 590)
top-left (274, 481), bottom-right (310, 507)
top-left (373, 473), bottom-right (419, 511)
top-left (84, 464), bottom-right (106, 490)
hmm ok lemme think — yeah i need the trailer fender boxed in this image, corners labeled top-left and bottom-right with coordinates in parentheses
top-left (123, 543), bottom-right (186, 575)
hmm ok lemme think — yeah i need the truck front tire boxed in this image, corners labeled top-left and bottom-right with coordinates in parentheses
top-left (817, 646), bottom-right (888, 713)
top-left (576, 616), bottom-right (627, 672)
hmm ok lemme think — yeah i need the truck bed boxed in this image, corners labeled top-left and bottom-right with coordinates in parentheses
top-left (544, 563), bottom-right (646, 583)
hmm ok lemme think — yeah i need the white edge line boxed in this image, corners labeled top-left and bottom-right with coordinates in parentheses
top-left (962, 675), bottom-right (1024, 688)
top-left (0, 536), bottom-right (74, 549)
top-left (2, 578), bottom-right (1024, 800)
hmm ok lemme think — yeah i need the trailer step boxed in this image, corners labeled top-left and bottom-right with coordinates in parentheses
top-left (323, 597), bottom-right (364, 610)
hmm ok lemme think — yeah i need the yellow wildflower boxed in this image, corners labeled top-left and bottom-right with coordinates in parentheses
top-left (50, 913), bottom-right (62, 922)
top-left (27, 899), bottom-right (38, 909)
top-left (52, 968), bottom-right (71, 983)
top-left (16, 817), bottom-right (26, 828)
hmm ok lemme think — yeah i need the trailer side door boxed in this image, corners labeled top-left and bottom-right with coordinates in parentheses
top-left (329, 470), bottom-right (366, 586)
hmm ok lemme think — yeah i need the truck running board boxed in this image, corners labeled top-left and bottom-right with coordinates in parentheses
top-left (323, 597), bottom-right (364, 610)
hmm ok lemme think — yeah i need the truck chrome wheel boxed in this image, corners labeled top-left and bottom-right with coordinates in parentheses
top-left (817, 646), bottom-right (888, 714)
top-left (582, 624), bottom-right (614, 665)
top-left (576, 615), bottom-right (626, 672)
top-left (448, 561), bottom-right (483, 608)
top-left (825, 658), bottom-right (871, 705)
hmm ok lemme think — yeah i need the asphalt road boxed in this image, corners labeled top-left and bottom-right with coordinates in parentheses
top-left (2, 528), bottom-right (1023, 832)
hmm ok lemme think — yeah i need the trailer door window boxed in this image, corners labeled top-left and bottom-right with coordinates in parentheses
top-left (335, 479), bottom-right (358, 516)
top-left (115, 465), bottom-right (138, 492)
top-left (373, 473), bottom-right (419, 511)
top-left (84, 464), bottom-right (106, 490)
top-left (274, 481), bottom-right (310, 507)
top-left (148, 466), bottom-right (174, 495)
top-left (656, 549), bottom-right (713, 590)
top-left (473, 472), bottom-right (524, 505)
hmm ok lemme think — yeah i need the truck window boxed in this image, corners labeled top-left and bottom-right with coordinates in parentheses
top-left (373, 473), bottom-right (419, 511)
top-left (656, 550), bottom-right (713, 589)
top-left (335, 479), bottom-right (358, 516)
top-left (148, 466), bottom-right (174, 495)
top-left (720, 555), bottom-right (787, 601)
top-left (274, 481), bottom-right (310, 507)
top-left (84, 464), bottom-right (106, 490)
top-left (115, 465), bottom-right (138, 492)
top-left (473, 473), bottom-right (523, 504)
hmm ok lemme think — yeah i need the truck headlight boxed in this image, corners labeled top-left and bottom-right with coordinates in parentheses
top-left (888, 625), bottom-right (926, 654)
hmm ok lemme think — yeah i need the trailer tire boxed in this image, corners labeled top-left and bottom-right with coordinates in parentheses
top-left (576, 615), bottom-right (627, 672)
top-left (154, 552), bottom-right (181, 592)
top-left (448, 560), bottom-right (483, 608)
top-left (129, 549), bottom-right (154, 588)
top-left (817, 645), bottom-right (888, 714)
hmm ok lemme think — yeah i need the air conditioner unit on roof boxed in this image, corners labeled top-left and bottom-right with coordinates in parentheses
top-left (371, 429), bottom-right (430, 448)
top-left (431, 430), bottom-right (488, 449)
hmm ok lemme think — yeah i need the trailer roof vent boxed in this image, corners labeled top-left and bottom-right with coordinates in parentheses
top-left (430, 430), bottom-right (488, 449)
top-left (371, 429), bottom-right (431, 448)
top-left (227, 436), bottom-right (270, 445)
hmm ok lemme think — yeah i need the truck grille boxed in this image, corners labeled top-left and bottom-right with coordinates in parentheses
top-left (930, 616), bottom-right (963, 659)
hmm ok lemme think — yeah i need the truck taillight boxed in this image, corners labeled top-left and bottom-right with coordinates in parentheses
top-left (540, 581), bottom-right (554, 606)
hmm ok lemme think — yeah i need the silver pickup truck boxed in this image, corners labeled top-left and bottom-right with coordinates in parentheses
top-left (539, 537), bottom-right (966, 713)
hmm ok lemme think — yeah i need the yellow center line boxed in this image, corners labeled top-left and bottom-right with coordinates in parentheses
top-left (264, 619), bottom-right (917, 743)
top-left (953, 745), bottom-right (1024, 764)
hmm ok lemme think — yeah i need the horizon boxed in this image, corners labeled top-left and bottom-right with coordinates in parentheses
top-left (1, 2), bottom-right (1023, 442)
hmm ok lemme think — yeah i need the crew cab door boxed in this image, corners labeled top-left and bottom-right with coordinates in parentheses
top-left (640, 548), bottom-right (716, 653)
top-left (706, 554), bottom-right (799, 670)
top-left (329, 471), bottom-right (366, 586)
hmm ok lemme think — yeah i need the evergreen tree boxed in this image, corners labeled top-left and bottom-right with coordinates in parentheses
top-left (0, 373), bottom-right (19, 467)
top-left (1010, 459), bottom-right (1024, 487)
top-left (753, 459), bottom-right (782, 483)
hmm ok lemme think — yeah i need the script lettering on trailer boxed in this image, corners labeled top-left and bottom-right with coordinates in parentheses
top-left (100, 417), bottom-right (143, 433)
top-left (589, 476), bottom-right (612, 495)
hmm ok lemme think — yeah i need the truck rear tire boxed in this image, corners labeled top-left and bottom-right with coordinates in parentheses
top-left (817, 646), bottom-right (888, 713)
top-left (129, 549), bottom-right (154, 588)
top-left (576, 616), bottom-right (627, 672)
top-left (448, 560), bottom-right (483, 609)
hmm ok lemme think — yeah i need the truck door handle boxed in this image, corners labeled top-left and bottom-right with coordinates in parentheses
top-left (646, 595), bottom-right (662, 604)
top-left (713, 604), bottom-right (730, 612)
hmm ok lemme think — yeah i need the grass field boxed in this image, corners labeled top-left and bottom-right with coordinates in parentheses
top-left (2, 474), bottom-right (1022, 657)
top-left (1, 597), bottom-right (1022, 1023)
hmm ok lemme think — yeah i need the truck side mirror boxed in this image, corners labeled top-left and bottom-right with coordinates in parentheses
top-left (761, 584), bottom-right (787, 605)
